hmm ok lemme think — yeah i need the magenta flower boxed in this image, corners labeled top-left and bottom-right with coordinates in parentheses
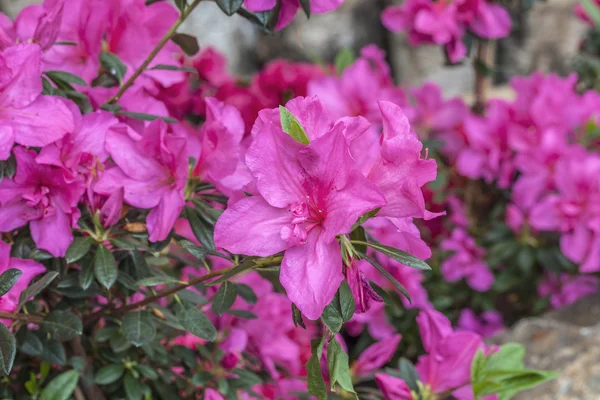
top-left (538, 273), bottom-right (599, 309)
top-left (410, 83), bottom-right (468, 135)
top-left (457, 308), bottom-right (504, 338)
top-left (375, 373), bottom-right (414, 400)
top-left (215, 96), bottom-right (386, 319)
top-left (353, 334), bottom-right (402, 377)
top-left (0, 147), bottom-right (84, 257)
top-left (244, 0), bottom-right (344, 30)
top-left (416, 308), bottom-right (483, 394)
top-left (0, 0), bottom-right (64, 51)
top-left (94, 120), bottom-right (188, 242)
top-left (441, 228), bottom-right (493, 292)
top-left (0, 241), bottom-right (46, 319)
top-left (0, 43), bottom-right (73, 160)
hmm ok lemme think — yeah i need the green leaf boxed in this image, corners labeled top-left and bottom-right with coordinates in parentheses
top-left (471, 349), bottom-right (487, 386)
top-left (19, 330), bottom-right (43, 357)
top-left (18, 271), bottom-right (59, 306)
top-left (95, 364), bottom-right (125, 385)
top-left (78, 258), bottom-right (95, 290)
top-left (174, 303), bottom-right (217, 341)
top-left (39, 339), bottom-right (66, 366)
top-left (216, 0), bottom-right (244, 16)
top-left (279, 106), bottom-right (310, 145)
top-left (150, 64), bottom-right (197, 73)
top-left (0, 152), bottom-right (17, 182)
top-left (299, 0), bottom-right (310, 17)
top-left (321, 281), bottom-right (355, 334)
top-left (581, 0), bottom-right (600, 26)
top-left (292, 303), bottom-right (306, 329)
top-left (136, 276), bottom-right (180, 287)
top-left (237, 5), bottom-right (280, 33)
top-left (226, 309), bottom-right (258, 319)
top-left (235, 283), bottom-right (257, 304)
top-left (0, 324), bottom-right (16, 375)
top-left (327, 337), bottom-right (357, 397)
top-left (124, 373), bottom-right (148, 400)
top-left (359, 253), bottom-right (411, 302)
top-left (171, 33), bottom-right (200, 56)
top-left (174, 0), bottom-right (187, 12)
top-left (397, 358), bottom-right (420, 393)
top-left (493, 371), bottom-right (558, 399)
top-left (335, 48), bottom-right (355, 75)
top-left (100, 52), bottom-right (127, 83)
top-left (65, 236), bottom-right (94, 264)
top-left (0, 269), bottom-right (22, 297)
top-left (211, 281), bottom-right (237, 316)
top-left (353, 241), bottom-right (430, 270)
top-left (123, 311), bottom-right (156, 347)
top-left (39, 370), bottom-right (79, 400)
top-left (94, 245), bottom-right (118, 289)
top-left (306, 336), bottom-right (327, 400)
top-left (41, 311), bottom-right (83, 342)
top-left (115, 111), bottom-right (177, 123)
top-left (135, 364), bottom-right (158, 380)
top-left (231, 368), bottom-right (263, 388)
top-left (486, 343), bottom-right (526, 372)
top-left (177, 289), bottom-right (208, 306)
top-left (45, 70), bottom-right (87, 87)
top-left (185, 206), bottom-right (216, 251)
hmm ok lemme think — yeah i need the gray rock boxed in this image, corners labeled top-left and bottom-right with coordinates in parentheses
top-left (492, 295), bottom-right (600, 400)
top-left (0, 0), bottom-right (40, 18)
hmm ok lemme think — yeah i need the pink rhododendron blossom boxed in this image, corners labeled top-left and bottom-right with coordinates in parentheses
top-left (0, 0), bottom-right (64, 51)
top-left (441, 229), bottom-right (493, 291)
top-left (409, 83), bottom-right (468, 136)
top-left (353, 334), bottom-right (402, 377)
top-left (457, 309), bottom-right (504, 338)
top-left (0, 241), bottom-right (46, 319)
top-left (244, 0), bottom-right (344, 30)
top-left (215, 96), bottom-right (386, 319)
top-left (416, 308), bottom-right (483, 394)
top-left (347, 302), bottom-right (396, 340)
top-left (0, 43), bottom-right (73, 160)
top-left (375, 373), bottom-right (414, 400)
top-left (0, 147), bottom-right (84, 257)
top-left (382, 0), bottom-right (511, 62)
top-left (204, 388), bottom-right (225, 400)
top-left (95, 120), bottom-right (188, 242)
top-left (538, 273), bottom-right (599, 309)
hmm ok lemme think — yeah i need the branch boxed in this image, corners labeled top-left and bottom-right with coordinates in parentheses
top-left (0, 312), bottom-right (43, 324)
top-left (104, 0), bottom-right (203, 105)
top-left (472, 39), bottom-right (496, 114)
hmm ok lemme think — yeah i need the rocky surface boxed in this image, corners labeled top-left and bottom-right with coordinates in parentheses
top-left (491, 294), bottom-right (600, 400)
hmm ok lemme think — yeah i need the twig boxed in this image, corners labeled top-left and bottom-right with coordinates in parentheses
top-left (0, 312), bottom-right (43, 324)
top-left (69, 337), bottom-right (108, 400)
top-left (104, 0), bottom-right (203, 105)
top-left (472, 39), bottom-right (496, 114)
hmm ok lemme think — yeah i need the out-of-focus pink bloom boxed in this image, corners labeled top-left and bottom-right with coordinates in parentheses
top-left (215, 96), bottom-right (385, 320)
top-left (464, 0), bottom-right (512, 39)
top-left (441, 228), bottom-right (494, 291)
top-left (409, 83), bottom-right (468, 135)
top-left (538, 273), bottom-right (599, 309)
top-left (244, 0), bottom-right (344, 30)
top-left (0, 0), bottom-right (64, 51)
top-left (0, 147), bottom-right (84, 257)
top-left (457, 309), bottom-right (504, 338)
top-left (457, 100), bottom-right (514, 188)
top-left (375, 373), bottom-right (414, 400)
top-left (416, 308), bottom-right (483, 394)
top-left (348, 301), bottom-right (396, 340)
top-left (309, 45), bottom-right (407, 126)
top-left (448, 196), bottom-right (470, 228)
top-left (95, 120), bottom-right (188, 242)
top-left (0, 44), bottom-right (73, 160)
top-left (345, 259), bottom-right (384, 314)
top-left (0, 241), bottom-right (46, 320)
top-left (220, 328), bottom-right (248, 369)
top-left (204, 388), bottom-right (225, 400)
top-left (353, 334), bottom-right (402, 377)
top-left (530, 153), bottom-right (600, 272)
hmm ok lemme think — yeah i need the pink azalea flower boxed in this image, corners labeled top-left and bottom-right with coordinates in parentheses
top-left (456, 100), bottom-right (514, 188)
top-left (353, 334), bottom-right (402, 377)
top-left (244, 0), bottom-right (344, 30)
top-left (204, 388), bottom-right (225, 400)
top-left (375, 373), bottom-right (414, 400)
top-left (530, 153), bottom-right (600, 272)
top-left (347, 301), bottom-right (396, 340)
top-left (190, 98), bottom-right (245, 185)
top-left (538, 273), bottom-right (599, 309)
top-left (409, 82), bottom-right (468, 135)
top-left (0, 43), bottom-right (73, 160)
top-left (457, 308), bottom-right (504, 338)
top-left (94, 120), bottom-right (188, 243)
top-left (0, 0), bottom-right (64, 51)
top-left (367, 101), bottom-right (441, 221)
top-left (464, 0), bottom-right (511, 39)
top-left (441, 228), bottom-right (493, 291)
top-left (0, 147), bottom-right (84, 257)
top-left (214, 96), bottom-right (386, 319)
top-left (416, 308), bottom-right (483, 394)
top-left (0, 241), bottom-right (46, 320)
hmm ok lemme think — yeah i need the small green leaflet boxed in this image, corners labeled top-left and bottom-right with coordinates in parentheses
top-left (581, 0), bottom-right (600, 26)
top-left (306, 336), bottom-right (327, 400)
top-left (279, 106), bottom-right (310, 145)
top-left (352, 240), bottom-right (431, 270)
top-left (334, 48), bottom-right (355, 76)
top-left (327, 337), bottom-right (357, 398)
top-left (0, 269), bottom-right (22, 297)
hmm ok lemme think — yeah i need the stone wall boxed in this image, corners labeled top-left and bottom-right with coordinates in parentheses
top-left (0, 0), bottom-right (589, 95)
